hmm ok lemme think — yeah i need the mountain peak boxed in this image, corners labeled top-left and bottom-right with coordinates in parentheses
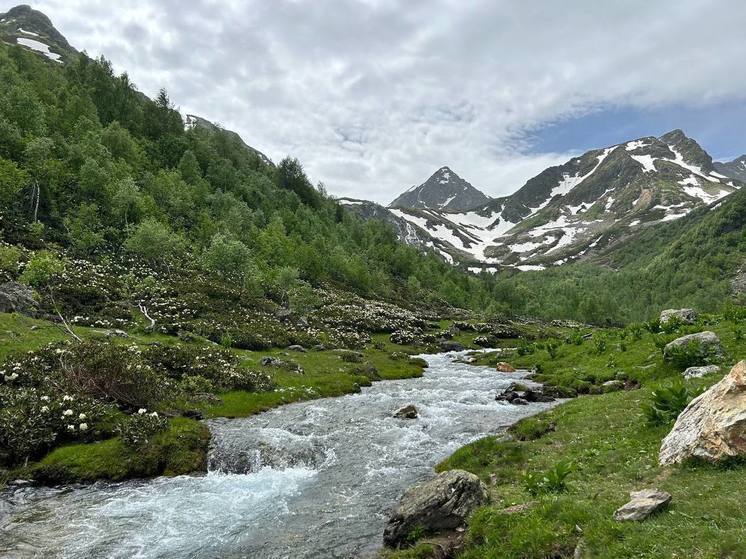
top-left (389, 166), bottom-right (491, 212)
top-left (0, 4), bottom-right (76, 62)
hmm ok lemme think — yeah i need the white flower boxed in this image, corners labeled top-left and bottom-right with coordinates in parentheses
top-left (149, 412), bottom-right (159, 418)
top-left (79, 423), bottom-right (88, 431)
top-left (41, 395), bottom-right (50, 402)
top-left (62, 395), bottom-right (73, 402)
top-left (138, 408), bottom-right (147, 415)
top-left (78, 413), bottom-right (87, 420)
top-left (63, 409), bottom-right (73, 416)
top-left (40, 405), bottom-right (49, 413)
top-left (67, 424), bottom-right (75, 431)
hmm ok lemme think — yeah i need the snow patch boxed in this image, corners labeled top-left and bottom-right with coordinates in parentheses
top-left (631, 154), bottom-right (657, 173)
top-left (625, 140), bottom-right (650, 151)
top-left (16, 37), bottom-right (62, 62)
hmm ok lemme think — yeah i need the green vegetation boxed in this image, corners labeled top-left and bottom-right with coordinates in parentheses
top-left (389, 313), bottom-right (746, 558)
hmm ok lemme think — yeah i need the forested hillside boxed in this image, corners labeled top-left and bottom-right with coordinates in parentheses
top-left (0, 40), bottom-right (496, 311)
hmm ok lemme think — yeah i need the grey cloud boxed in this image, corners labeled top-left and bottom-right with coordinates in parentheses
top-left (10, 0), bottom-right (746, 203)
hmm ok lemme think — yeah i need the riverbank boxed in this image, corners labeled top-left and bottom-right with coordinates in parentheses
top-left (384, 312), bottom-right (746, 558)
top-left (1, 311), bottom-right (483, 486)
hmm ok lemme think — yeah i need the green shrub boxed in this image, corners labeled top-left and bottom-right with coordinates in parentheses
top-left (664, 339), bottom-right (721, 369)
top-left (19, 251), bottom-right (64, 287)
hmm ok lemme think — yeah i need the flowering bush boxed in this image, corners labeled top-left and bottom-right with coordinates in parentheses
top-left (61, 341), bottom-right (170, 408)
top-left (144, 343), bottom-right (274, 392)
top-left (0, 386), bottom-right (110, 464)
top-left (116, 409), bottom-right (169, 447)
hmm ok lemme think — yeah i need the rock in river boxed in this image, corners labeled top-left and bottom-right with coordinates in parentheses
top-left (383, 469), bottom-right (488, 548)
top-left (660, 361), bottom-right (746, 465)
top-left (613, 489), bottom-right (671, 521)
top-left (496, 362), bottom-right (516, 373)
top-left (393, 404), bottom-right (418, 419)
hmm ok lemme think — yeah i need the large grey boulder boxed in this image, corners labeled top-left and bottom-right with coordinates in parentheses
top-left (383, 469), bottom-right (488, 547)
top-left (682, 365), bottom-right (720, 379)
top-left (659, 308), bottom-right (697, 325)
top-left (660, 361), bottom-right (746, 465)
top-left (663, 331), bottom-right (722, 361)
top-left (613, 489), bottom-right (671, 521)
top-left (0, 282), bottom-right (37, 316)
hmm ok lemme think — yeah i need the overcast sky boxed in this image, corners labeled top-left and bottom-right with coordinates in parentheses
top-left (6, 1), bottom-right (746, 203)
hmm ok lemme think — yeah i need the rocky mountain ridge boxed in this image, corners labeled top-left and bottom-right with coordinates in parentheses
top-left (389, 166), bottom-right (491, 212)
top-left (377, 129), bottom-right (742, 270)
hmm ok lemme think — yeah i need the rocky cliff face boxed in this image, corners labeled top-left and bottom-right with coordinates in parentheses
top-left (714, 155), bottom-right (746, 182)
top-left (0, 4), bottom-right (76, 62)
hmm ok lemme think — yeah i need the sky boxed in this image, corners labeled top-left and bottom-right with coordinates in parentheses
top-left (4, 0), bottom-right (746, 203)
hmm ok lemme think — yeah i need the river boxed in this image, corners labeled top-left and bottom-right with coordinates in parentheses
top-left (0, 351), bottom-right (556, 558)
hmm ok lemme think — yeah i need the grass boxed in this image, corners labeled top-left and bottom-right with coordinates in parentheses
top-left (26, 417), bottom-right (210, 483)
top-left (386, 314), bottom-right (746, 558)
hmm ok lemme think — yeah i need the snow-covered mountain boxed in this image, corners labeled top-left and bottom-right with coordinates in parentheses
top-left (389, 166), bottom-right (490, 212)
top-left (383, 130), bottom-right (742, 271)
top-left (0, 5), bottom-right (75, 63)
top-left (714, 155), bottom-right (746, 183)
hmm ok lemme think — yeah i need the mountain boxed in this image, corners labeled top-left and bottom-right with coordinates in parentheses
top-left (0, 4), bottom-right (76, 62)
top-left (389, 166), bottom-right (491, 212)
top-left (714, 155), bottom-right (746, 182)
top-left (184, 114), bottom-right (273, 167)
top-left (387, 130), bottom-right (741, 270)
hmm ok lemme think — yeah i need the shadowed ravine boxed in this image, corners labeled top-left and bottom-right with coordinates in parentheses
top-left (1, 352), bottom-right (557, 558)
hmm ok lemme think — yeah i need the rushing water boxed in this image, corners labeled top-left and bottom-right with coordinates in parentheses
top-left (0, 352), bottom-right (557, 559)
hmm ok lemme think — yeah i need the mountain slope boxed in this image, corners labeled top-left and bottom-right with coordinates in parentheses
top-left (389, 166), bottom-right (491, 212)
top-left (184, 114), bottom-right (273, 167)
top-left (0, 4), bottom-right (76, 62)
top-left (714, 155), bottom-right (746, 182)
top-left (389, 130), bottom-right (741, 269)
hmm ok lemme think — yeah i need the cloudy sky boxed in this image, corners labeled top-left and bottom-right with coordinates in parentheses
top-left (5, 1), bottom-right (746, 203)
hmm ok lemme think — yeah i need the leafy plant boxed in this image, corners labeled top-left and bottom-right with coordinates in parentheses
top-left (523, 461), bottom-right (574, 495)
top-left (644, 382), bottom-right (693, 425)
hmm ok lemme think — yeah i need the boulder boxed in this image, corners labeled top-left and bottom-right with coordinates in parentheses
top-left (511, 397), bottom-right (529, 405)
top-left (613, 489), bottom-right (671, 521)
top-left (383, 469), bottom-right (488, 547)
top-left (287, 344), bottom-right (307, 353)
top-left (496, 362), bottom-right (516, 373)
top-left (0, 282), bottom-right (37, 316)
top-left (393, 404), bottom-right (418, 419)
top-left (601, 380), bottom-right (625, 393)
top-left (682, 364), bottom-right (720, 379)
top-left (660, 308), bottom-right (698, 325)
top-left (660, 361), bottom-right (746, 465)
top-left (663, 331), bottom-right (722, 361)
top-left (440, 341), bottom-right (465, 352)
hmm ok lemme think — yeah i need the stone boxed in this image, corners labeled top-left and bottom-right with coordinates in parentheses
top-left (440, 341), bottom-right (465, 352)
top-left (496, 362), bottom-right (516, 373)
top-left (511, 397), bottom-right (529, 405)
top-left (613, 489), bottom-right (671, 521)
top-left (393, 404), bottom-right (418, 419)
top-left (106, 329), bottom-right (129, 338)
top-left (0, 282), bottom-right (37, 316)
top-left (383, 469), bottom-right (488, 547)
top-left (682, 365), bottom-right (720, 379)
top-left (287, 344), bottom-right (307, 353)
top-left (660, 308), bottom-right (698, 325)
top-left (663, 331), bottom-right (722, 361)
top-left (660, 361), bottom-right (746, 465)
top-left (601, 380), bottom-right (625, 393)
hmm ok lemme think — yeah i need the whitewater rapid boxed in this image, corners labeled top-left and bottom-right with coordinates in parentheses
top-left (0, 352), bottom-right (556, 558)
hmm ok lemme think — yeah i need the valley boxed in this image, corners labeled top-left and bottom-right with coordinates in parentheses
top-left (0, 4), bottom-right (745, 559)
